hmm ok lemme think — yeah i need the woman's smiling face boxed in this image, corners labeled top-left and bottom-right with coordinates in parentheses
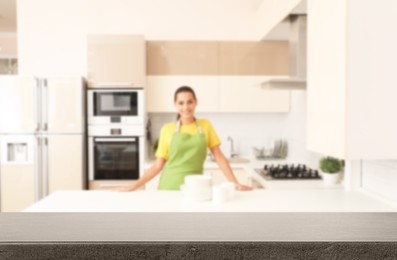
top-left (175, 91), bottom-right (197, 121)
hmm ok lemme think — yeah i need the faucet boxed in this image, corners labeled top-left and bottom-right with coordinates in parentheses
top-left (227, 136), bottom-right (239, 158)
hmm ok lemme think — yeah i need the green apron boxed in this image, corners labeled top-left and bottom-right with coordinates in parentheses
top-left (158, 120), bottom-right (208, 190)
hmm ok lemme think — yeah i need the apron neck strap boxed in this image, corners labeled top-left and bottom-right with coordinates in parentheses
top-left (175, 119), bottom-right (203, 134)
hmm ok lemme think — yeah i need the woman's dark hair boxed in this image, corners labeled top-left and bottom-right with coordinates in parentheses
top-left (174, 86), bottom-right (197, 120)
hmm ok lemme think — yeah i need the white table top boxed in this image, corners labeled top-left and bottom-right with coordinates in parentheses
top-left (24, 189), bottom-right (397, 212)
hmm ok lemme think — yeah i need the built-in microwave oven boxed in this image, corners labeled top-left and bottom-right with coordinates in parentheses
top-left (87, 89), bottom-right (144, 125)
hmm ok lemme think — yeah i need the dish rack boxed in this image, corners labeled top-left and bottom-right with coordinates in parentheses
top-left (253, 140), bottom-right (288, 160)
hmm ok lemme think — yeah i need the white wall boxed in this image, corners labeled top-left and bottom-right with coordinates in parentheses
top-left (18, 0), bottom-right (262, 75)
top-left (148, 91), bottom-right (321, 168)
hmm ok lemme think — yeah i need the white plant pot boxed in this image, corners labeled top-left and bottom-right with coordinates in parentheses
top-left (321, 171), bottom-right (340, 186)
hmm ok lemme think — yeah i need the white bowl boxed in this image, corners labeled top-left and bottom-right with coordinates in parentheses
top-left (212, 182), bottom-right (235, 203)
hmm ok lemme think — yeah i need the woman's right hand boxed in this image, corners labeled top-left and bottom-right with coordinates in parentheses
top-left (234, 183), bottom-right (253, 191)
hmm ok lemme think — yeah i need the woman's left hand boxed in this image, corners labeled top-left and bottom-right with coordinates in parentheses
top-left (235, 183), bottom-right (253, 191)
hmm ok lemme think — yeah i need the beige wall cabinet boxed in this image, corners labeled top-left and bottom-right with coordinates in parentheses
top-left (219, 41), bottom-right (289, 76)
top-left (87, 35), bottom-right (145, 88)
top-left (307, 0), bottom-right (397, 160)
top-left (146, 41), bottom-right (290, 113)
top-left (147, 41), bottom-right (218, 75)
top-left (219, 76), bottom-right (290, 112)
top-left (147, 76), bottom-right (219, 113)
top-left (218, 42), bottom-right (290, 113)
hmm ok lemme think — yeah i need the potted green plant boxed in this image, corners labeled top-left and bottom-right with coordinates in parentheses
top-left (319, 156), bottom-right (342, 186)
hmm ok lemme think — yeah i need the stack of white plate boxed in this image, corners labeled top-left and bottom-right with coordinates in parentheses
top-left (180, 175), bottom-right (212, 201)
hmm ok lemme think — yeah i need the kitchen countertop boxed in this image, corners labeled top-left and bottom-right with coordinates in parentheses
top-left (2, 212), bottom-right (397, 259)
top-left (24, 189), bottom-right (397, 212)
top-left (7, 188), bottom-right (397, 258)
top-left (146, 156), bottom-right (342, 190)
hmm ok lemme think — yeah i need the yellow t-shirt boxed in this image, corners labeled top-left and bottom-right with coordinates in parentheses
top-left (155, 119), bottom-right (221, 160)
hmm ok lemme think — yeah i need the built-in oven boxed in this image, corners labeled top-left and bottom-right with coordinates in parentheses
top-left (87, 88), bottom-right (144, 125)
top-left (88, 125), bottom-right (144, 189)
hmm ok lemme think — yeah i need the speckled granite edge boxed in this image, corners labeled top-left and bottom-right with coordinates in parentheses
top-left (1, 242), bottom-right (397, 259)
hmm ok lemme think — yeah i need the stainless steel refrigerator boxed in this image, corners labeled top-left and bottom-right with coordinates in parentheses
top-left (0, 76), bottom-right (86, 212)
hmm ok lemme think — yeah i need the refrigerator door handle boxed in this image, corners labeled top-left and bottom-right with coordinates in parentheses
top-left (34, 78), bottom-right (41, 132)
top-left (42, 79), bottom-right (49, 132)
top-left (34, 136), bottom-right (42, 201)
top-left (43, 136), bottom-right (49, 197)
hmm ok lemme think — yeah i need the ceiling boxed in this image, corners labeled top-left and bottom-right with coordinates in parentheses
top-left (264, 0), bottom-right (307, 40)
top-left (0, 0), bottom-right (306, 37)
top-left (0, 0), bottom-right (16, 32)
top-left (0, 0), bottom-right (266, 34)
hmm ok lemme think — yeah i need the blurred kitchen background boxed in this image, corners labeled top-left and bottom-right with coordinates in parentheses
top-left (1, 0), bottom-right (397, 211)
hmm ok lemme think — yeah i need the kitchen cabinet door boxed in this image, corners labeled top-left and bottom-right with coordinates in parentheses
top-left (147, 41), bottom-right (218, 75)
top-left (147, 76), bottom-right (219, 113)
top-left (219, 41), bottom-right (289, 76)
top-left (219, 76), bottom-right (290, 112)
top-left (87, 35), bottom-right (145, 88)
top-left (46, 135), bottom-right (84, 195)
top-left (306, 0), bottom-right (397, 160)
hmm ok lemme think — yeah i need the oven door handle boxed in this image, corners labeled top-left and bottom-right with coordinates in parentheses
top-left (95, 138), bottom-right (136, 142)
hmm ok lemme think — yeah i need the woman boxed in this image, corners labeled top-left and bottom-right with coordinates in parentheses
top-left (116, 86), bottom-right (252, 191)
